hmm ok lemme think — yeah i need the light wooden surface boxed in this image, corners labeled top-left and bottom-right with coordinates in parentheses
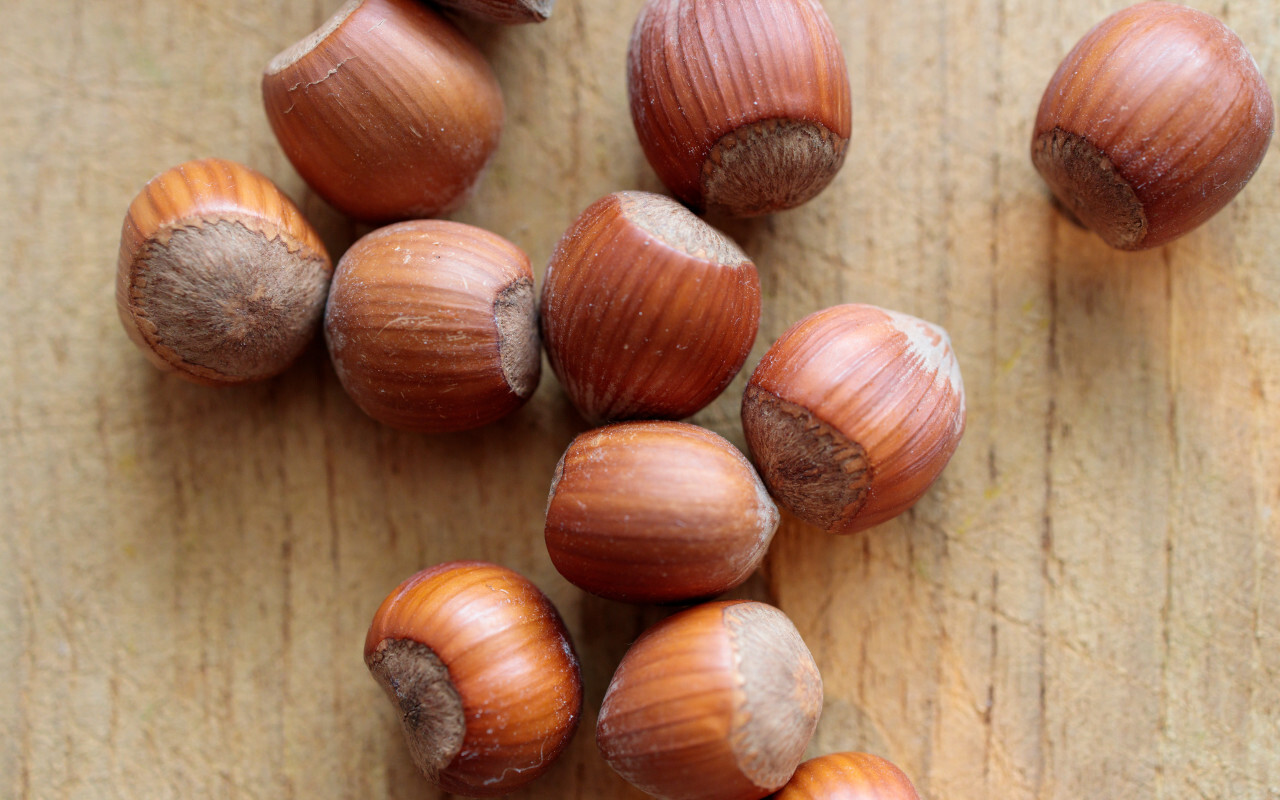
top-left (3, 0), bottom-right (1278, 798)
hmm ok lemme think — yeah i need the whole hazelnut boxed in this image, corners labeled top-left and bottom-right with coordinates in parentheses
top-left (324, 220), bottom-right (539, 433)
top-left (365, 561), bottom-right (583, 797)
top-left (741, 304), bottom-right (965, 535)
top-left (540, 191), bottom-right (761, 423)
top-left (545, 421), bottom-right (779, 603)
top-left (628, 0), bottom-right (852, 216)
top-left (770, 752), bottom-right (920, 800)
top-left (433, 0), bottom-right (554, 24)
top-left (116, 158), bottom-right (332, 386)
top-left (262, 0), bottom-right (503, 223)
top-left (597, 600), bottom-right (822, 800)
top-left (1032, 2), bottom-right (1274, 250)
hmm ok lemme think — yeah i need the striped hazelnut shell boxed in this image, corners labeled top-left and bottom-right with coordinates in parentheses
top-left (262, 0), bottom-right (503, 223)
top-left (770, 752), bottom-right (921, 800)
top-left (741, 304), bottom-right (965, 535)
top-left (324, 220), bottom-right (539, 433)
top-left (545, 421), bottom-right (779, 603)
top-left (540, 191), bottom-right (761, 424)
top-left (628, 0), bottom-right (852, 216)
top-left (365, 561), bottom-right (583, 797)
top-left (433, 0), bottom-right (554, 24)
top-left (116, 158), bottom-right (332, 386)
top-left (597, 600), bottom-right (823, 800)
top-left (1031, 2), bottom-right (1273, 250)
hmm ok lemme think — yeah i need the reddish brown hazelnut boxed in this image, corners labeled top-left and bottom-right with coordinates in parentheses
top-left (1032, 2), bottom-right (1274, 250)
top-left (770, 752), bottom-right (920, 800)
top-left (262, 0), bottom-right (503, 223)
top-left (365, 561), bottom-right (583, 797)
top-left (742, 304), bottom-right (966, 535)
top-left (628, 0), bottom-right (852, 216)
top-left (540, 191), bottom-right (761, 423)
top-left (597, 600), bottom-right (823, 800)
top-left (116, 158), bottom-right (332, 386)
top-left (324, 220), bottom-right (539, 432)
top-left (545, 421), bottom-right (779, 603)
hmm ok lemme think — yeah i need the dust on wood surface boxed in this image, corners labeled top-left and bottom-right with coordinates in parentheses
top-left (2, 0), bottom-right (1277, 798)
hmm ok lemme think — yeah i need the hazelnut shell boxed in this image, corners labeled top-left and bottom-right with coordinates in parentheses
top-left (628, 0), bottom-right (852, 216)
top-left (116, 158), bottom-right (332, 386)
top-left (433, 0), bottom-right (554, 24)
top-left (262, 0), bottom-right (503, 223)
top-left (545, 421), bottom-right (779, 603)
top-left (365, 561), bottom-right (583, 797)
top-left (540, 191), bottom-right (761, 423)
top-left (1031, 1), bottom-right (1274, 250)
top-left (597, 600), bottom-right (822, 800)
top-left (770, 752), bottom-right (921, 799)
top-left (742, 304), bottom-right (966, 535)
top-left (324, 220), bottom-right (540, 433)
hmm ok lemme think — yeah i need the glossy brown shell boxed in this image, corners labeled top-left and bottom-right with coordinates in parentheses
top-left (598, 601), bottom-right (822, 800)
top-left (324, 220), bottom-right (539, 432)
top-left (1032, 2), bottom-right (1274, 250)
top-left (742, 304), bottom-right (966, 534)
top-left (262, 0), bottom-right (503, 223)
top-left (540, 191), bottom-right (760, 423)
top-left (770, 752), bottom-right (920, 800)
top-left (365, 561), bottom-right (583, 797)
top-left (628, 0), bottom-right (852, 215)
top-left (545, 421), bottom-right (779, 603)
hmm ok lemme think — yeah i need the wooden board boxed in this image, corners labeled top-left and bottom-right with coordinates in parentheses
top-left (3, 0), bottom-right (1278, 797)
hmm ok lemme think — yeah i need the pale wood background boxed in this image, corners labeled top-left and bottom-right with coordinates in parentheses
top-left (2, 0), bottom-right (1278, 798)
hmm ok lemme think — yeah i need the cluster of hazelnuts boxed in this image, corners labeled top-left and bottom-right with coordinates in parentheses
top-left (114, 0), bottom-right (1272, 798)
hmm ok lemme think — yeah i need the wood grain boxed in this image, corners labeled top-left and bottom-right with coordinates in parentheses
top-left (2, 0), bottom-right (1277, 798)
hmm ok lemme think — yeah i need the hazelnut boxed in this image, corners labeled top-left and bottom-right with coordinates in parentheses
top-left (365, 561), bottom-right (583, 797)
top-left (770, 752), bottom-right (920, 800)
top-left (433, 0), bottom-right (554, 24)
top-left (262, 0), bottom-right (503, 223)
top-left (627, 0), bottom-right (852, 216)
top-left (545, 421), bottom-right (779, 603)
top-left (597, 600), bottom-right (822, 800)
top-left (116, 158), bottom-right (332, 386)
top-left (1032, 2), bottom-right (1274, 250)
top-left (324, 220), bottom-right (539, 433)
top-left (741, 304), bottom-right (965, 535)
top-left (540, 191), bottom-right (761, 423)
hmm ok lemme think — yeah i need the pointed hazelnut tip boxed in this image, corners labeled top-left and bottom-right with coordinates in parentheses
top-left (883, 309), bottom-right (966, 406)
top-left (725, 602), bottom-right (823, 792)
top-left (522, 0), bottom-right (554, 21)
top-left (616, 191), bottom-right (750, 266)
top-left (267, 0), bottom-right (362, 75)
